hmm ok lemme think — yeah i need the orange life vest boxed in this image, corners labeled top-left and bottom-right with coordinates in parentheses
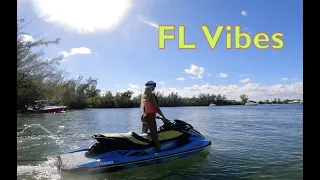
top-left (144, 96), bottom-right (157, 114)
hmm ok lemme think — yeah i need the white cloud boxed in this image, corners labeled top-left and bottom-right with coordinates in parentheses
top-left (128, 83), bottom-right (139, 89)
top-left (19, 34), bottom-right (34, 42)
top-left (32, 0), bottom-right (132, 34)
top-left (241, 11), bottom-right (248, 16)
top-left (116, 81), bottom-right (303, 101)
top-left (176, 77), bottom-right (185, 81)
top-left (189, 76), bottom-right (202, 79)
top-left (188, 82), bottom-right (303, 101)
top-left (239, 74), bottom-right (248, 77)
top-left (217, 73), bottom-right (228, 78)
top-left (60, 47), bottom-right (92, 57)
top-left (208, 73), bottom-right (211, 76)
top-left (116, 85), bottom-right (119, 87)
top-left (282, 77), bottom-right (289, 81)
top-left (100, 91), bottom-right (106, 96)
top-left (159, 81), bottom-right (164, 85)
top-left (240, 78), bottom-right (250, 83)
top-left (184, 64), bottom-right (204, 79)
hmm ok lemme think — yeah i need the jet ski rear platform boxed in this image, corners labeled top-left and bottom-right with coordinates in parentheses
top-left (57, 119), bottom-right (211, 174)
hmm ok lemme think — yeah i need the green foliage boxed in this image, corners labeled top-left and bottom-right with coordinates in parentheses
top-left (83, 91), bottom-right (241, 108)
top-left (240, 94), bottom-right (249, 105)
top-left (17, 18), bottom-right (64, 110)
top-left (17, 18), bottom-right (101, 110)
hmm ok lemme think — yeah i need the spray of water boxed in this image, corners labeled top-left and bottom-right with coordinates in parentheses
top-left (17, 124), bottom-right (68, 179)
top-left (17, 124), bottom-right (66, 158)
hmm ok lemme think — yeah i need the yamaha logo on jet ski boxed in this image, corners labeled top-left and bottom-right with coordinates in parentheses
top-left (57, 118), bottom-right (211, 174)
top-left (98, 160), bottom-right (114, 166)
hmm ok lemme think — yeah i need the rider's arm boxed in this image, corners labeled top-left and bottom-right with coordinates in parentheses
top-left (150, 94), bottom-right (166, 119)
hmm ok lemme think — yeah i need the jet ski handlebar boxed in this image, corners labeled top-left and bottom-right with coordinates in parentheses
top-left (156, 116), bottom-right (164, 120)
top-left (156, 116), bottom-right (194, 130)
top-left (156, 116), bottom-right (172, 124)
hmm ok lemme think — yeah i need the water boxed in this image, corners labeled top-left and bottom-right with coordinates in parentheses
top-left (17, 104), bottom-right (303, 180)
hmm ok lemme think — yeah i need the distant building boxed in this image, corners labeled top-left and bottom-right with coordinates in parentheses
top-left (265, 100), bottom-right (269, 103)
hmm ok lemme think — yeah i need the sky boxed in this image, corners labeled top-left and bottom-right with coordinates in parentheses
top-left (17, 0), bottom-right (303, 101)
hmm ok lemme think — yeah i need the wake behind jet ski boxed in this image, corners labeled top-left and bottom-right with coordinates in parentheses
top-left (57, 117), bottom-right (211, 174)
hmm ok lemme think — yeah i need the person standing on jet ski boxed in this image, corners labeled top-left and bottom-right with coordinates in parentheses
top-left (140, 80), bottom-right (170, 152)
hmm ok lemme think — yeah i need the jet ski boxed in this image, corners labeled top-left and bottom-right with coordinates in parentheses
top-left (57, 117), bottom-right (211, 174)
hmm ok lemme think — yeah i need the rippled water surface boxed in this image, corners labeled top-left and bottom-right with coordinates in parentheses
top-left (17, 104), bottom-right (303, 180)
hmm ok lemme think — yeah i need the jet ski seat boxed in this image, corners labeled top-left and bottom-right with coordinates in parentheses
top-left (86, 130), bottom-right (184, 155)
top-left (84, 121), bottom-right (195, 158)
top-left (95, 130), bottom-right (183, 145)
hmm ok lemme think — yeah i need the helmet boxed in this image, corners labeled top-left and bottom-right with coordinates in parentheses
top-left (145, 80), bottom-right (156, 88)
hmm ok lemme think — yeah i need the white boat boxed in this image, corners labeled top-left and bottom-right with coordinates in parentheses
top-left (26, 100), bottom-right (68, 113)
top-left (209, 103), bottom-right (216, 106)
top-left (245, 101), bottom-right (258, 106)
top-left (289, 100), bottom-right (303, 104)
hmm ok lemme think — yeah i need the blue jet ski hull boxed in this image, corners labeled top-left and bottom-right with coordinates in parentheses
top-left (57, 119), bottom-right (211, 174)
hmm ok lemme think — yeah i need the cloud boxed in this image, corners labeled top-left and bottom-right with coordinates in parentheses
top-left (159, 81), bottom-right (164, 85)
top-left (116, 84), bottom-right (119, 87)
top-left (19, 34), bottom-right (34, 42)
top-left (60, 47), bottom-right (92, 57)
top-left (100, 90), bottom-right (106, 96)
top-left (189, 76), bottom-right (202, 79)
top-left (239, 74), bottom-right (248, 77)
top-left (184, 64), bottom-right (204, 79)
top-left (188, 82), bottom-right (303, 101)
top-left (282, 77), bottom-right (289, 81)
top-left (240, 78), bottom-right (250, 83)
top-left (116, 81), bottom-right (303, 101)
top-left (217, 73), bottom-right (228, 78)
top-left (32, 0), bottom-right (132, 34)
top-left (133, 82), bottom-right (303, 101)
top-left (128, 83), bottom-right (139, 89)
top-left (241, 11), bottom-right (248, 16)
top-left (208, 73), bottom-right (211, 76)
top-left (176, 77), bottom-right (185, 81)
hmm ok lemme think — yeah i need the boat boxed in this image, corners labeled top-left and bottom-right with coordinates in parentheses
top-left (289, 100), bottom-right (303, 104)
top-left (57, 117), bottom-right (211, 174)
top-left (26, 100), bottom-right (67, 113)
top-left (209, 103), bottom-right (216, 106)
top-left (245, 101), bottom-right (258, 106)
